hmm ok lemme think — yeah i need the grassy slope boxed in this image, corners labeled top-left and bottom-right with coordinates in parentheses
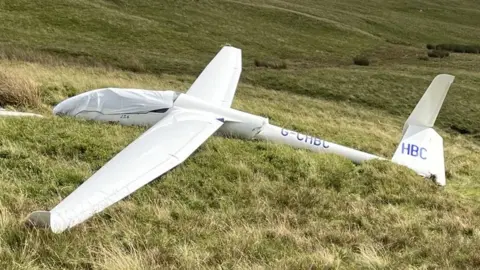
top-left (1, 0), bottom-right (480, 135)
top-left (0, 0), bottom-right (480, 268)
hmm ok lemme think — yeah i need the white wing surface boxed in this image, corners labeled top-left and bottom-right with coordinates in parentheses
top-left (27, 108), bottom-right (223, 233)
top-left (185, 46), bottom-right (242, 108)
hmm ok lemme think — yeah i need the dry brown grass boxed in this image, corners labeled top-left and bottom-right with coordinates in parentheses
top-left (0, 67), bottom-right (40, 108)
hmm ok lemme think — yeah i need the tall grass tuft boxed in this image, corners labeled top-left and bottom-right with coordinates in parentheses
top-left (0, 68), bottom-right (40, 108)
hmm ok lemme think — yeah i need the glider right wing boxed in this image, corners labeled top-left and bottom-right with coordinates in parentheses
top-left (185, 46), bottom-right (242, 108)
top-left (0, 108), bottom-right (43, 118)
top-left (27, 108), bottom-right (223, 233)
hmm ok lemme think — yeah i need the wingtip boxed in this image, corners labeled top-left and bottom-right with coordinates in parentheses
top-left (220, 44), bottom-right (241, 53)
top-left (0, 111), bottom-right (44, 118)
top-left (435, 73), bottom-right (455, 82)
top-left (26, 210), bottom-right (51, 229)
top-left (25, 211), bottom-right (69, 233)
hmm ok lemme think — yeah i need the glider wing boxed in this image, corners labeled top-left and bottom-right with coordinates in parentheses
top-left (0, 108), bottom-right (43, 118)
top-left (27, 108), bottom-right (223, 233)
top-left (185, 46), bottom-right (242, 108)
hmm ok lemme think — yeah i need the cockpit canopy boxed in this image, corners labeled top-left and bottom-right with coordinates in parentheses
top-left (53, 88), bottom-right (180, 116)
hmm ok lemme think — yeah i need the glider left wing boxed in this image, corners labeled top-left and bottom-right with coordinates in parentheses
top-left (27, 108), bottom-right (223, 233)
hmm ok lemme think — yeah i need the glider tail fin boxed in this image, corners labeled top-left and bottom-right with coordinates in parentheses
top-left (391, 74), bottom-right (455, 186)
top-left (401, 74), bottom-right (455, 134)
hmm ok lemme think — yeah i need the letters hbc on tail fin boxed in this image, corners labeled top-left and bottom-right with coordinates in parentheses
top-left (391, 125), bottom-right (445, 185)
top-left (392, 74), bottom-right (454, 186)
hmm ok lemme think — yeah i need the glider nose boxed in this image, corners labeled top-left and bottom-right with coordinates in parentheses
top-left (52, 102), bottom-right (65, 115)
top-left (52, 95), bottom-right (81, 116)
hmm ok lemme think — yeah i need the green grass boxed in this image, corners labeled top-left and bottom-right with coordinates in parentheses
top-left (2, 0), bottom-right (480, 135)
top-left (1, 0), bottom-right (480, 268)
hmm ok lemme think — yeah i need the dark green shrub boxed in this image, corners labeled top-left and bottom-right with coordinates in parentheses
top-left (427, 50), bottom-right (449, 58)
top-left (386, 39), bottom-right (411, 46)
top-left (435, 44), bottom-right (452, 51)
top-left (433, 44), bottom-right (480, 54)
top-left (254, 59), bottom-right (287, 69)
top-left (465, 46), bottom-right (480, 54)
top-left (453, 45), bottom-right (467, 53)
top-left (426, 44), bottom-right (435, 50)
top-left (353, 56), bottom-right (370, 66)
top-left (450, 125), bottom-right (472, 135)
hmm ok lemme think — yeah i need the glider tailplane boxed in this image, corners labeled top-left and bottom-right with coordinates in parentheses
top-left (391, 74), bottom-right (454, 186)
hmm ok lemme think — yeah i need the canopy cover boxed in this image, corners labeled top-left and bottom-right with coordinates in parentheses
top-left (53, 88), bottom-right (179, 116)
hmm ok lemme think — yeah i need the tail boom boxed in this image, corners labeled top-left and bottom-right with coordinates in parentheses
top-left (253, 124), bottom-right (382, 164)
top-left (253, 123), bottom-right (445, 186)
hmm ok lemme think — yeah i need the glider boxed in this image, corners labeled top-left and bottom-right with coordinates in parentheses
top-left (27, 46), bottom-right (455, 233)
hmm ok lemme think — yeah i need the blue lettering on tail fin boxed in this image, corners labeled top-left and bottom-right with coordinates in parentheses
top-left (420, 147), bottom-right (427, 160)
top-left (401, 143), bottom-right (427, 160)
top-left (401, 143), bottom-right (410, 155)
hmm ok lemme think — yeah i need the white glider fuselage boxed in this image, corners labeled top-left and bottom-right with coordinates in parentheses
top-left (176, 94), bottom-right (382, 164)
top-left (64, 90), bottom-right (382, 164)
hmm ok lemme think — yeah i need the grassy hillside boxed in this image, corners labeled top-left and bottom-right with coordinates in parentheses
top-left (1, 0), bottom-right (480, 269)
top-left (1, 0), bottom-right (480, 135)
